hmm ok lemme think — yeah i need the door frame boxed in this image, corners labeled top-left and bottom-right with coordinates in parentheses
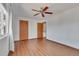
top-left (19, 20), bottom-right (29, 40)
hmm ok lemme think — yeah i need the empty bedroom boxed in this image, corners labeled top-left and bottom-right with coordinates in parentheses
top-left (0, 3), bottom-right (79, 56)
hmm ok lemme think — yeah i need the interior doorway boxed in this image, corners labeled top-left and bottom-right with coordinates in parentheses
top-left (20, 20), bottom-right (28, 40)
top-left (37, 22), bottom-right (46, 39)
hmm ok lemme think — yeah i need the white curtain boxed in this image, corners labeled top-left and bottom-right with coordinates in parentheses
top-left (9, 12), bottom-right (14, 51)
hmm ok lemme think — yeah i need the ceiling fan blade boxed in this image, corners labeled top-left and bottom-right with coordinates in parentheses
top-left (32, 9), bottom-right (40, 12)
top-left (33, 13), bottom-right (40, 16)
top-left (44, 12), bottom-right (53, 14)
top-left (43, 6), bottom-right (48, 11)
top-left (41, 13), bottom-right (45, 17)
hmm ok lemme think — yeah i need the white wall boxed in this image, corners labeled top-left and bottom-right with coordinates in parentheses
top-left (47, 6), bottom-right (79, 49)
top-left (29, 20), bottom-right (38, 39)
top-left (12, 17), bottom-right (19, 41)
top-left (0, 36), bottom-right (9, 56)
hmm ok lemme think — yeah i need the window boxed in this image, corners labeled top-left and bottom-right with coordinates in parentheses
top-left (0, 4), bottom-right (8, 37)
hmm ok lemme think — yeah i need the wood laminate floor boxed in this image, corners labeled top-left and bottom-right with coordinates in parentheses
top-left (9, 39), bottom-right (79, 56)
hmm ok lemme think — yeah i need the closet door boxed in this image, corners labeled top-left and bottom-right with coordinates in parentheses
top-left (20, 20), bottom-right (28, 40)
top-left (37, 23), bottom-right (44, 39)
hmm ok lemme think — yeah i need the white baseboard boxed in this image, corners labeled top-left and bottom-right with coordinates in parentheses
top-left (47, 37), bottom-right (79, 50)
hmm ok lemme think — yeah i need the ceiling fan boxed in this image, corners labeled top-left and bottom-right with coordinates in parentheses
top-left (32, 6), bottom-right (53, 17)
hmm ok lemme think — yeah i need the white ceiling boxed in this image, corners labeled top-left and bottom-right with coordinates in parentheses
top-left (11, 3), bottom-right (79, 19)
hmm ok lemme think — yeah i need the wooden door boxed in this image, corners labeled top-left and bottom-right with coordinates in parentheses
top-left (20, 20), bottom-right (28, 40)
top-left (37, 22), bottom-right (45, 39)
